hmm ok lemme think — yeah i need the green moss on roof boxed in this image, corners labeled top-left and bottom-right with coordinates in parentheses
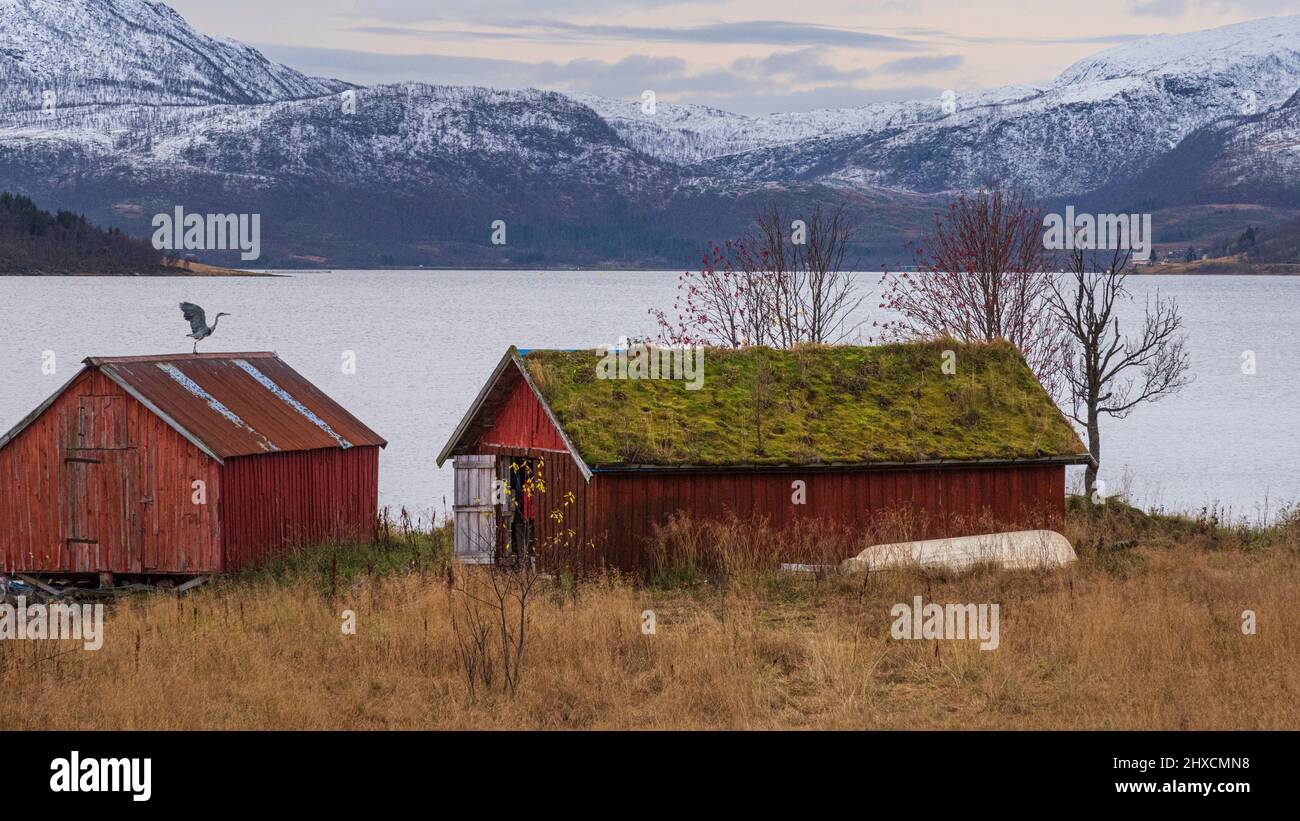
top-left (521, 340), bottom-right (1086, 468)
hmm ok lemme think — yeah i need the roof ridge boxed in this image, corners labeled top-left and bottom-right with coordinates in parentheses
top-left (519, 339), bottom-right (1020, 353)
top-left (85, 351), bottom-right (278, 365)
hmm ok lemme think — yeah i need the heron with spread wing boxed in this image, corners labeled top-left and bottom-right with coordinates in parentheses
top-left (179, 302), bottom-right (231, 353)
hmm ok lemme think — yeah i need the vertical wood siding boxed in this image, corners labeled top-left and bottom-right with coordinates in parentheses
top-left (219, 446), bottom-right (380, 572)
top-left (585, 465), bottom-right (1066, 572)
top-left (454, 366), bottom-right (1068, 575)
top-left (479, 379), bottom-right (569, 453)
top-left (0, 371), bottom-right (222, 574)
top-left (463, 453), bottom-right (1066, 575)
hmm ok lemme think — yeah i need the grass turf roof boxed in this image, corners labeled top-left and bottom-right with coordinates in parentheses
top-left (520, 340), bottom-right (1086, 468)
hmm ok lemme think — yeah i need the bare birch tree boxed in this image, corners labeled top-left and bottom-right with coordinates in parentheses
top-left (1048, 246), bottom-right (1192, 496)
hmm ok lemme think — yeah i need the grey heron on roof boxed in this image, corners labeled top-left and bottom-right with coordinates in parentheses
top-left (179, 302), bottom-right (231, 353)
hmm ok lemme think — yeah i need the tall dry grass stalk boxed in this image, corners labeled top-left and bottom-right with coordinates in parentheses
top-left (645, 507), bottom-right (1013, 583)
top-left (2, 504), bottom-right (1297, 729)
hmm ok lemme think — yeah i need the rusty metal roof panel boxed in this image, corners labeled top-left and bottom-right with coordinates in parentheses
top-left (84, 352), bottom-right (386, 460)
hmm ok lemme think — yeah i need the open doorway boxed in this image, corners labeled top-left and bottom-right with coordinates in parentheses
top-left (499, 456), bottom-right (538, 567)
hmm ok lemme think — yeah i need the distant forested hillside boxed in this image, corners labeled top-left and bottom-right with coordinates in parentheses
top-left (1245, 218), bottom-right (1300, 262)
top-left (0, 193), bottom-right (171, 273)
top-left (1216, 218), bottom-right (1300, 262)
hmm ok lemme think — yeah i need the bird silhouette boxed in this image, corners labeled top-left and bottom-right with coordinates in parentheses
top-left (179, 302), bottom-right (231, 353)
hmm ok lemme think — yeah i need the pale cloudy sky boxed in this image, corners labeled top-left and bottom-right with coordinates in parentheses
top-left (167, 0), bottom-right (1300, 113)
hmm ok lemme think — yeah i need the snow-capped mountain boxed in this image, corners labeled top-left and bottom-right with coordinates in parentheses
top-left (0, 84), bottom-right (666, 192)
top-left (0, 0), bottom-right (1296, 268)
top-left (570, 93), bottom-right (949, 166)
top-left (574, 86), bottom-right (1041, 168)
top-left (582, 15), bottom-right (1300, 199)
top-left (1210, 91), bottom-right (1300, 198)
top-left (0, 0), bottom-right (702, 266)
top-left (0, 79), bottom-right (698, 267)
top-left (0, 0), bottom-right (341, 112)
top-left (1097, 87), bottom-right (1300, 210)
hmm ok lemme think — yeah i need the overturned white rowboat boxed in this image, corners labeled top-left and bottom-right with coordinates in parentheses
top-left (842, 530), bottom-right (1077, 573)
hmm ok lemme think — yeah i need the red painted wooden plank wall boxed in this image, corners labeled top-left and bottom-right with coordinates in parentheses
top-left (0, 370), bottom-right (221, 574)
top-left (480, 379), bottom-right (568, 453)
top-left (465, 382), bottom-right (1068, 574)
top-left (1, 370), bottom-right (381, 576)
top-left (220, 446), bottom-right (379, 572)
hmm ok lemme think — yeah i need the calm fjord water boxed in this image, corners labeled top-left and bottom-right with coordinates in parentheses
top-left (1, 271), bottom-right (1297, 522)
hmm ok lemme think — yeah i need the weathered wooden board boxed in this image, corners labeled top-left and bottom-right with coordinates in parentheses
top-left (452, 455), bottom-right (496, 563)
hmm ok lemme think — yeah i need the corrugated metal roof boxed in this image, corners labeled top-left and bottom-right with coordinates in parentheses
top-left (81, 352), bottom-right (387, 461)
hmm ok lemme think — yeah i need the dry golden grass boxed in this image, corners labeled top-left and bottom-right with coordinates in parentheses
top-left (2, 505), bottom-right (1298, 730)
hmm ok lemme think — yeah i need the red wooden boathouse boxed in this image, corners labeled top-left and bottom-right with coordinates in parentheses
top-left (438, 343), bottom-right (1092, 573)
top-left (0, 352), bottom-right (386, 577)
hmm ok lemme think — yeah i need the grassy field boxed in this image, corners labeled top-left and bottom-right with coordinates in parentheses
top-left (2, 501), bottom-right (1297, 730)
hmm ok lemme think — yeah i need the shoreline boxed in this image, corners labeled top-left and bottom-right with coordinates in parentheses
top-left (1141, 258), bottom-right (1300, 276)
top-left (2, 260), bottom-right (1297, 276)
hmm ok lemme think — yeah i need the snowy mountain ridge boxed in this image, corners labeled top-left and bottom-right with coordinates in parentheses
top-left (0, 0), bottom-right (1296, 266)
top-left (579, 14), bottom-right (1300, 197)
top-left (0, 0), bottom-right (339, 111)
top-left (1055, 15), bottom-right (1300, 85)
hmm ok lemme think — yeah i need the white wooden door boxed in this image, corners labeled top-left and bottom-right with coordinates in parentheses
top-left (452, 455), bottom-right (497, 563)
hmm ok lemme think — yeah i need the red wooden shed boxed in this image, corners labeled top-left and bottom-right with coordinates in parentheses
top-left (0, 352), bottom-right (386, 578)
top-left (438, 342), bottom-right (1092, 574)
